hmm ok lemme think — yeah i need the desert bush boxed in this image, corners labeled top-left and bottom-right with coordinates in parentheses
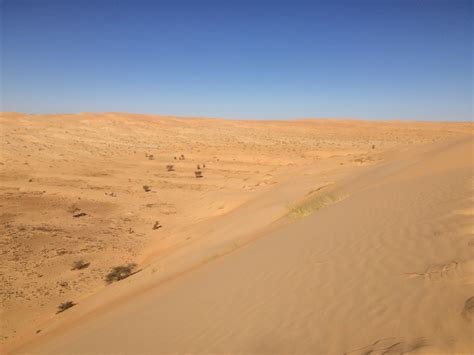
top-left (71, 260), bottom-right (90, 270)
top-left (195, 170), bottom-right (203, 178)
top-left (153, 221), bottom-right (162, 230)
top-left (57, 301), bottom-right (76, 314)
top-left (143, 185), bottom-right (151, 192)
top-left (166, 164), bottom-right (174, 171)
top-left (105, 263), bottom-right (137, 283)
top-left (196, 164), bottom-right (201, 170)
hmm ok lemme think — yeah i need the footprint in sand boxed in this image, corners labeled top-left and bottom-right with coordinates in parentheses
top-left (345, 337), bottom-right (428, 354)
top-left (461, 296), bottom-right (474, 322)
top-left (406, 259), bottom-right (474, 284)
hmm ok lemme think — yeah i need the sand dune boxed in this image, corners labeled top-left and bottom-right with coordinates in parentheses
top-left (1, 113), bottom-right (473, 353)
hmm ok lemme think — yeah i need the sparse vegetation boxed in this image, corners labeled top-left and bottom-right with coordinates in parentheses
top-left (105, 263), bottom-right (137, 283)
top-left (57, 301), bottom-right (76, 314)
top-left (71, 260), bottom-right (90, 270)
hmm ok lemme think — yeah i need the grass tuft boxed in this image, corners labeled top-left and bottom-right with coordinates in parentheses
top-left (288, 192), bottom-right (347, 218)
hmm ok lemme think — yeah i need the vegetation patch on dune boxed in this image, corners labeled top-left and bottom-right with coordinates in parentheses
top-left (288, 192), bottom-right (348, 218)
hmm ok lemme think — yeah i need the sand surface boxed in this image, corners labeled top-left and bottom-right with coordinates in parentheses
top-left (1, 113), bottom-right (473, 353)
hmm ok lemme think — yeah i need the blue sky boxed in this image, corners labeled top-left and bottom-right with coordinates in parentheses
top-left (1, 0), bottom-right (472, 120)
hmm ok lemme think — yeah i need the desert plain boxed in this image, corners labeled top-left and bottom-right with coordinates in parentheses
top-left (0, 112), bottom-right (473, 354)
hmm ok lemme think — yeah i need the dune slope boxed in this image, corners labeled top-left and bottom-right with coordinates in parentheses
top-left (15, 135), bottom-right (474, 353)
top-left (5, 113), bottom-right (471, 348)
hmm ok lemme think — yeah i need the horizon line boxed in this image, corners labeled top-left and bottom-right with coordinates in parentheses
top-left (1, 111), bottom-right (473, 124)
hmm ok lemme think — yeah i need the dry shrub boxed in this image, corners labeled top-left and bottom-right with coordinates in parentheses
top-left (105, 263), bottom-right (137, 283)
top-left (57, 301), bottom-right (76, 314)
top-left (71, 260), bottom-right (90, 270)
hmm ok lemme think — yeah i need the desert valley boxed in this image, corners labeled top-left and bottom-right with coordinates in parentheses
top-left (0, 112), bottom-right (473, 353)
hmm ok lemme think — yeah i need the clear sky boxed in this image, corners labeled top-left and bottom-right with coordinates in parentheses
top-left (1, 0), bottom-right (472, 120)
